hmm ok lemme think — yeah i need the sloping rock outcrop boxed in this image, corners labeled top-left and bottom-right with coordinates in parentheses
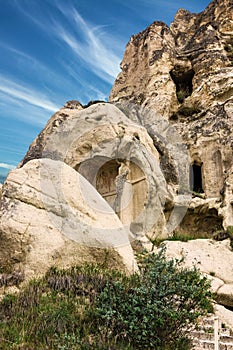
top-left (0, 158), bottom-right (136, 278)
top-left (162, 239), bottom-right (233, 307)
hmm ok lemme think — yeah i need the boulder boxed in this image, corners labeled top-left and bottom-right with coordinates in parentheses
top-left (0, 158), bottom-right (137, 279)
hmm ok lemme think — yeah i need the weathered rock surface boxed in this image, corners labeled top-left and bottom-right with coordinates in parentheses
top-left (215, 304), bottom-right (233, 331)
top-left (110, 0), bottom-right (233, 118)
top-left (0, 2), bottom-right (232, 324)
top-left (20, 102), bottom-right (189, 242)
top-left (110, 0), bottom-right (233, 233)
top-left (0, 158), bottom-right (137, 279)
top-left (161, 239), bottom-right (233, 307)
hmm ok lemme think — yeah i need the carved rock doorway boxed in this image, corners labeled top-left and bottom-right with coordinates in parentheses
top-left (96, 160), bottom-right (148, 225)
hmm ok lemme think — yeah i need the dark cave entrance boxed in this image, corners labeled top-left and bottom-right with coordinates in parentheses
top-left (190, 163), bottom-right (204, 193)
top-left (170, 68), bottom-right (195, 103)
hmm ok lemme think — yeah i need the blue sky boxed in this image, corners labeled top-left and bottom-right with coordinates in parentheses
top-left (0, 0), bottom-right (211, 180)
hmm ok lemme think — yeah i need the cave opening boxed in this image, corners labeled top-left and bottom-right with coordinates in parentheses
top-left (190, 163), bottom-right (204, 193)
top-left (170, 68), bottom-right (195, 103)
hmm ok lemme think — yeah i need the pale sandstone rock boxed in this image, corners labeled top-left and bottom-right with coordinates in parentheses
top-left (110, 0), bottom-right (233, 234)
top-left (221, 165), bottom-right (233, 228)
top-left (161, 239), bottom-right (233, 306)
top-left (215, 304), bottom-right (233, 330)
top-left (110, 0), bottom-right (233, 116)
top-left (0, 158), bottom-right (137, 279)
top-left (217, 284), bottom-right (233, 308)
top-left (20, 102), bottom-right (177, 242)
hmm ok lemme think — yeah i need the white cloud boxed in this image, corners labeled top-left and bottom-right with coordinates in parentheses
top-left (0, 163), bottom-right (16, 170)
top-left (15, 1), bottom-right (121, 84)
top-left (59, 60), bottom-right (107, 101)
top-left (0, 76), bottom-right (59, 112)
top-left (52, 10), bottom-right (121, 84)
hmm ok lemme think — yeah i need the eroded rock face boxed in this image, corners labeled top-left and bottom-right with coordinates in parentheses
top-left (0, 158), bottom-right (137, 278)
top-left (161, 239), bottom-right (233, 307)
top-left (20, 102), bottom-right (187, 242)
top-left (110, 0), bottom-right (233, 232)
top-left (110, 0), bottom-right (233, 116)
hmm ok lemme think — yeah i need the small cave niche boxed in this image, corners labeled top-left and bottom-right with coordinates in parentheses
top-left (223, 305), bottom-right (233, 312)
top-left (177, 207), bottom-right (223, 238)
top-left (170, 67), bottom-right (195, 103)
top-left (190, 163), bottom-right (204, 193)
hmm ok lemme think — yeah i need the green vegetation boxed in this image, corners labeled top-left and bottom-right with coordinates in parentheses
top-left (152, 231), bottom-right (205, 247)
top-left (166, 231), bottom-right (197, 242)
top-left (227, 226), bottom-right (233, 236)
top-left (226, 226), bottom-right (233, 250)
top-left (192, 191), bottom-right (205, 198)
top-left (0, 250), bottom-right (212, 350)
top-left (177, 90), bottom-right (188, 103)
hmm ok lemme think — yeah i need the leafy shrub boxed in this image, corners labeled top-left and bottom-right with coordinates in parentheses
top-left (227, 226), bottom-right (233, 237)
top-left (0, 253), bottom-right (212, 350)
top-left (96, 249), bottom-right (212, 349)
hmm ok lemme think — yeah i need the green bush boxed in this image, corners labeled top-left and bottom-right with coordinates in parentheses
top-left (96, 249), bottom-right (212, 349)
top-left (227, 226), bottom-right (233, 236)
top-left (0, 253), bottom-right (212, 350)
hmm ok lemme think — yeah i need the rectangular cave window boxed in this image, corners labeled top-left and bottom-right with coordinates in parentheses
top-left (190, 163), bottom-right (204, 193)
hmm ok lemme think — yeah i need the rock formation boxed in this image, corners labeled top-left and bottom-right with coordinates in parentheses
top-left (161, 239), bottom-right (233, 307)
top-left (19, 102), bottom-right (192, 243)
top-left (110, 0), bottom-right (233, 236)
top-left (0, 0), bottom-right (233, 326)
top-left (0, 158), bottom-right (137, 279)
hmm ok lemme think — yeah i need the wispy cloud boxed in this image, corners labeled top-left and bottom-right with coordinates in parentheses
top-left (0, 91), bottom-right (55, 127)
top-left (0, 76), bottom-right (59, 112)
top-left (15, 1), bottom-right (121, 85)
top-left (0, 163), bottom-right (16, 170)
top-left (58, 59), bottom-right (108, 101)
top-left (53, 7), bottom-right (121, 84)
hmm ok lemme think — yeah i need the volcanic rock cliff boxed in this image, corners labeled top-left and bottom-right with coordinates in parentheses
top-left (110, 0), bottom-right (233, 236)
top-left (110, 0), bottom-right (233, 117)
